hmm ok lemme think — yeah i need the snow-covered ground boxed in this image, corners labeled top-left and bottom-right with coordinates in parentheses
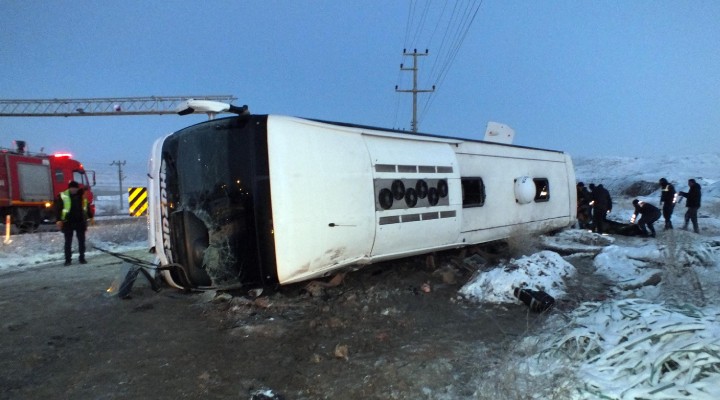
top-left (460, 153), bottom-right (720, 399)
top-left (0, 220), bottom-right (147, 270)
top-left (1, 153), bottom-right (719, 399)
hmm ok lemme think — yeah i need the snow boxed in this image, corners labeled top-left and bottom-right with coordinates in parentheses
top-left (534, 300), bottom-right (720, 399)
top-left (0, 221), bottom-right (147, 272)
top-left (459, 250), bottom-right (577, 303)
top-left (461, 152), bottom-right (720, 399)
top-left (594, 243), bottom-right (663, 290)
top-left (2, 153), bottom-right (720, 398)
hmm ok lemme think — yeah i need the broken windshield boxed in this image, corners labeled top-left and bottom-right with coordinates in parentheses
top-left (161, 116), bottom-right (273, 288)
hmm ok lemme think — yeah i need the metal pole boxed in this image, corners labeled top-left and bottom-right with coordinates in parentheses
top-left (396, 49), bottom-right (434, 133)
top-left (4, 214), bottom-right (11, 244)
top-left (110, 160), bottom-right (126, 212)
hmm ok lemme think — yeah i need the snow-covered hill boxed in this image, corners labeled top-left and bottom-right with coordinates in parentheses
top-left (574, 152), bottom-right (720, 202)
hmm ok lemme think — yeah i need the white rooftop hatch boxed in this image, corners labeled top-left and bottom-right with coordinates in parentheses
top-left (484, 121), bottom-right (515, 144)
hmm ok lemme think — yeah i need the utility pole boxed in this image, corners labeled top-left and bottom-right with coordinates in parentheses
top-left (395, 49), bottom-right (435, 132)
top-left (110, 160), bottom-right (126, 212)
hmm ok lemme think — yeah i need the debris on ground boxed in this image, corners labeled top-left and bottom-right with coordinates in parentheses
top-left (334, 344), bottom-right (350, 360)
top-left (302, 272), bottom-right (347, 297)
top-left (513, 287), bottom-right (555, 312)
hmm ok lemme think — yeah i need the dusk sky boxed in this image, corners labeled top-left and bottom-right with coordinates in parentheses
top-left (2, 1), bottom-right (719, 179)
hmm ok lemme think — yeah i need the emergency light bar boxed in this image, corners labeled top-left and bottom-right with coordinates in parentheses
top-left (53, 153), bottom-right (72, 158)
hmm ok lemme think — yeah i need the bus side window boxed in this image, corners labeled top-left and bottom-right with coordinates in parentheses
top-left (533, 178), bottom-right (550, 202)
top-left (461, 177), bottom-right (486, 208)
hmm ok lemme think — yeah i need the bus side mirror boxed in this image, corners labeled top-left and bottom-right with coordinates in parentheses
top-left (88, 170), bottom-right (96, 186)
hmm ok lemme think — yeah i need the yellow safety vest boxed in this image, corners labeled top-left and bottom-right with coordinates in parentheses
top-left (60, 189), bottom-right (89, 221)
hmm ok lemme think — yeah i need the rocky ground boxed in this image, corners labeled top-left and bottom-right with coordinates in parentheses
top-left (0, 240), bottom-right (609, 400)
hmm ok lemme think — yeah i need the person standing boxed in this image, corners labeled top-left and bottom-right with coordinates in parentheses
top-left (576, 182), bottom-right (592, 229)
top-left (631, 199), bottom-right (661, 237)
top-left (55, 181), bottom-right (93, 265)
top-left (658, 178), bottom-right (676, 230)
top-left (678, 178), bottom-right (702, 233)
top-left (590, 183), bottom-right (612, 234)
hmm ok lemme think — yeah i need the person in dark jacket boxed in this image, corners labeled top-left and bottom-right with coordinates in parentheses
top-left (589, 183), bottom-right (612, 234)
top-left (55, 181), bottom-right (93, 265)
top-left (658, 178), bottom-right (676, 230)
top-left (576, 182), bottom-right (592, 229)
top-left (678, 178), bottom-right (701, 233)
top-left (631, 199), bottom-right (661, 237)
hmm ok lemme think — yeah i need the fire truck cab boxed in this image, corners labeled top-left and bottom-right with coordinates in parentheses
top-left (0, 141), bottom-right (95, 231)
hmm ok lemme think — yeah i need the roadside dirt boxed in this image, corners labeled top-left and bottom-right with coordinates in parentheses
top-left (0, 243), bottom-right (608, 400)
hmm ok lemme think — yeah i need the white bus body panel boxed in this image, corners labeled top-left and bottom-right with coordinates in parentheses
top-left (268, 117), bottom-right (467, 284)
top-left (147, 135), bottom-right (163, 261)
top-left (147, 133), bottom-right (182, 288)
top-left (455, 141), bottom-right (576, 244)
top-left (266, 116), bottom-right (575, 285)
top-left (364, 134), bottom-right (461, 256)
top-left (267, 117), bottom-right (376, 284)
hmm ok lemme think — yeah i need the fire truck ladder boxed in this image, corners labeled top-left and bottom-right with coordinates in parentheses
top-left (0, 95), bottom-right (237, 117)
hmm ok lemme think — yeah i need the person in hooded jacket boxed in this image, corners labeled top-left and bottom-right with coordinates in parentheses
top-left (678, 178), bottom-right (702, 233)
top-left (658, 178), bottom-right (676, 230)
top-left (631, 199), bottom-right (661, 238)
top-left (576, 182), bottom-right (592, 229)
top-left (589, 183), bottom-right (612, 234)
top-left (55, 181), bottom-right (93, 265)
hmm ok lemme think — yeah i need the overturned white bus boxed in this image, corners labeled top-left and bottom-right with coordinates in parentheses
top-left (147, 106), bottom-right (576, 290)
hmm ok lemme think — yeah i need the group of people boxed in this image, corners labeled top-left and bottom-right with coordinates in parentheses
top-left (577, 178), bottom-right (702, 238)
top-left (576, 182), bottom-right (613, 234)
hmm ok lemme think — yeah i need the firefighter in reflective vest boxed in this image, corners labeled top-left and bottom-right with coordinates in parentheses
top-left (55, 181), bottom-right (93, 265)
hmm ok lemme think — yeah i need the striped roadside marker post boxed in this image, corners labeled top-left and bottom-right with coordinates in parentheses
top-left (128, 187), bottom-right (148, 217)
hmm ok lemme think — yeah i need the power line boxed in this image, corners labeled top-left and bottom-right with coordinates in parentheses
top-left (426, 1), bottom-right (450, 50)
top-left (410, 1), bottom-right (433, 47)
top-left (420, 1), bottom-right (484, 125)
top-left (395, 1), bottom-right (484, 128)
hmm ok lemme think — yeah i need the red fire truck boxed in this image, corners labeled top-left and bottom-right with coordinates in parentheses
top-left (1, 140), bottom-right (95, 231)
